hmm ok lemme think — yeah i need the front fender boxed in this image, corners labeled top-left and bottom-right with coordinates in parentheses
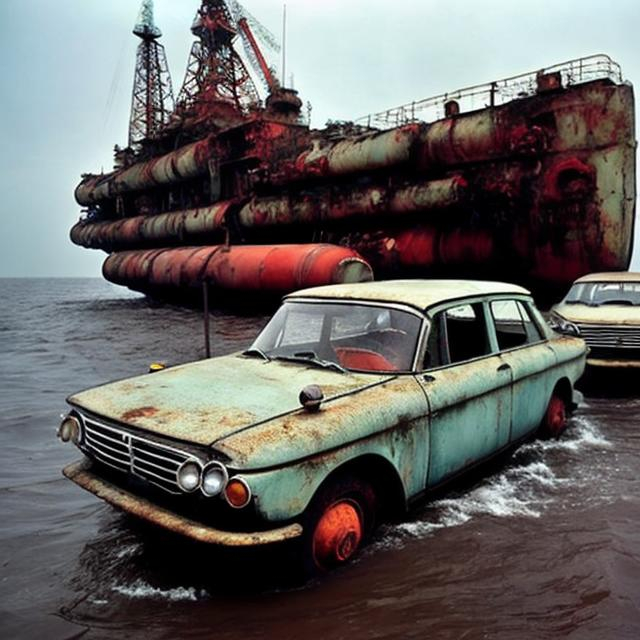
top-left (240, 408), bottom-right (429, 522)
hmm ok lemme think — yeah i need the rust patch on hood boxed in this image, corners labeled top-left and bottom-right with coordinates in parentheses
top-left (121, 406), bottom-right (159, 421)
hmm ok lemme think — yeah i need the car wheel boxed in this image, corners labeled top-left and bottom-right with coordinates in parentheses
top-left (540, 393), bottom-right (568, 439)
top-left (304, 475), bottom-right (376, 573)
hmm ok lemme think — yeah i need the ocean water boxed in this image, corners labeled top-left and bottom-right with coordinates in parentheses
top-left (1, 278), bottom-right (639, 639)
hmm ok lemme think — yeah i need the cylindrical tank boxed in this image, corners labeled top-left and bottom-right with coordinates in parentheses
top-left (103, 244), bottom-right (373, 294)
top-left (237, 176), bottom-right (467, 228)
top-left (70, 201), bottom-right (231, 250)
top-left (75, 136), bottom-right (215, 205)
top-left (293, 124), bottom-right (423, 179)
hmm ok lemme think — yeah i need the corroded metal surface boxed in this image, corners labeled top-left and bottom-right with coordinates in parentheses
top-left (63, 459), bottom-right (303, 545)
top-left (71, 47), bottom-right (636, 303)
top-left (587, 358), bottom-right (640, 368)
top-left (67, 354), bottom-right (392, 447)
top-left (75, 136), bottom-right (215, 206)
top-left (71, 202), bottom-right (230, 250)
top-left (102, 244), bottom-right (373, 295)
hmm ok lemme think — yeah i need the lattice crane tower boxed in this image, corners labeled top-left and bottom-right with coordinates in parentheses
top-left (177, 0), bottom-right (261, 118)
top-left (128, 0), bottom-right (175, 147)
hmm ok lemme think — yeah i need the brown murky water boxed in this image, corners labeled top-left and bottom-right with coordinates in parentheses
top-left (1, 279), bottom-right (639, 640)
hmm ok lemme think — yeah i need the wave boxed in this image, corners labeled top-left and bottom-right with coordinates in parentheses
top-left (111, 579), bottom-right (207, 602)
top-left (379, 416), bottom-right (610, 545)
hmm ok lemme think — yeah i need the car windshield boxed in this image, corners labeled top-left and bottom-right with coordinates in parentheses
top-left (248, 301), bottom-right (423, 373)
top-left (565, 281), bottom-right (640, 306)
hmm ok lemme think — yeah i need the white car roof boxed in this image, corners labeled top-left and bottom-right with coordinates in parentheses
top-left (287, 279), bottom-right (531, 310)
top-left (573, 271), bottom-right (640, 284)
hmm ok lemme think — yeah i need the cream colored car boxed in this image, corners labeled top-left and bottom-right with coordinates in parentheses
top-left (551, 272), bottom-right (640, 368)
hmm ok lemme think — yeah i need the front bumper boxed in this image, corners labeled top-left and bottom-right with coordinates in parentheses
top-left (63, 459), bottom-right (303, 546)
top-left (587, 357), bottom-right (640, 368)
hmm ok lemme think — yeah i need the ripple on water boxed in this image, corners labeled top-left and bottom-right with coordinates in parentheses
top-left (379, 416), bottom-right (611, 547)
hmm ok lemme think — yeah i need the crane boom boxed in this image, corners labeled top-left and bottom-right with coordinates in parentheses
top-left (237, 17), bottom-right (278, 91)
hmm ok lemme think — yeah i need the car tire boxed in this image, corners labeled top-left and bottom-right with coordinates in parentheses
top-left (302, 474), bottom-right (376, 574)
top-left (539, 393), bottom-right (568, 439)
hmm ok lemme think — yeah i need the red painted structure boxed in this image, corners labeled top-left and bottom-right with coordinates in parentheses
top-left (71, 1), bottom-right (636, 305)
top-left (103, 244), bottom-right (372, 296)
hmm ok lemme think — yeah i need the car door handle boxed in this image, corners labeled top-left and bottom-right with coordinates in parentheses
top-left (422, 374), bottom-right (436, 383)
top-left (497, 363), bottom-right (511, 372)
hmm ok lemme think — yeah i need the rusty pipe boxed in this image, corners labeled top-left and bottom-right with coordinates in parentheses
top-left (70, 201), bottom-right (231, 250)
top-left (75, 135), bottom-right (215, 205)
top-left (238, 176), bottom-right (467, 228)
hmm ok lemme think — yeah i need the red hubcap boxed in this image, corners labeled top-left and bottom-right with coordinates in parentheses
top-left (547, 396), bottom-right (567, 436)
top-left (312, 500), bottom-right (363, 568)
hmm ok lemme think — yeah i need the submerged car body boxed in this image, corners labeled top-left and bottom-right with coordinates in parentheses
top-left (551, 272), bottom-right (640, 368)
top-left (60, 280), bottom-right (586, 569)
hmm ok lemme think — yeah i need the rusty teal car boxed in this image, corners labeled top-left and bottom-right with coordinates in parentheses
top-left (551, 271), bottom-right (640, 368)
top-left (59, 280), bottom-right (586, 571)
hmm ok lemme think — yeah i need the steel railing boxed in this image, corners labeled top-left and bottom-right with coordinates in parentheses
top-left (356, 54), bottom-right (623, 129)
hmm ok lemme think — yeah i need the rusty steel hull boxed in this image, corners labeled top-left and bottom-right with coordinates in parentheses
top-left (72, 56), bottom-right (636, 303)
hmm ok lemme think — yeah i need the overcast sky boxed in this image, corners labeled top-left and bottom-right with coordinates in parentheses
top-left (1, 0), bottom-right (638, 277)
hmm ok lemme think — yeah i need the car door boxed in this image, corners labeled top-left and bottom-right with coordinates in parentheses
top-left (488, 299), bottom-right (557, 441)
top-left (418, 301), bottom-right (512, 487)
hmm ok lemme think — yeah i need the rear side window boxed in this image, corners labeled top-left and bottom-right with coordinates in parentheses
top-left (490, 300), bottom-right (543, 350)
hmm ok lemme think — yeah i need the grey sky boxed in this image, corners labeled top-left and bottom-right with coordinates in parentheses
top-left (1, 0), bottom-right (638, 277)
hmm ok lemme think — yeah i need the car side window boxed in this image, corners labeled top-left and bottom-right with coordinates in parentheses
top-left (490, 300), bottom-right (543, 350)
top-left (424, 303), bottom-right (491, 367)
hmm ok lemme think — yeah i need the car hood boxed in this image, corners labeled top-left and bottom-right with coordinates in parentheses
top-left (553, 302), bottom-right (640, 325)
top-left (68, 354), bottom-right (392, 449)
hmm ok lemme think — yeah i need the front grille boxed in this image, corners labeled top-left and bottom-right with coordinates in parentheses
top-left (587, 346), bottom-right (640, 360)
top-left (577, 323), bottom-right (640, 350)
top-left (80, 415), bottom-right (192, 495)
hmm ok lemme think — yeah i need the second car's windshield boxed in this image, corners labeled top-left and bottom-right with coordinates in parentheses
top-left (249, 301), bottom-right (423, 372)
top-left (565, 282), bottom-right (640, 306)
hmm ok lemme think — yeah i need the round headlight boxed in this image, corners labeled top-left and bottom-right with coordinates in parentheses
top-left (201, 462), bottom-right (228, 497)
top-left (58, 415), bottom-right (81, 444)
top-left (177, 460), bottom-right (202, 493)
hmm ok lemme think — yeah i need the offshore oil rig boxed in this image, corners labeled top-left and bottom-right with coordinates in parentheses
top-left (72, 0), bottom-right (636, 304)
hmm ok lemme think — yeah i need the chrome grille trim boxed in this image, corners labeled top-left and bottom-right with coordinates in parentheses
top-left (576, 323), bottom-right (640, 349)
top-left (80, 415), bottom-right (193, 495)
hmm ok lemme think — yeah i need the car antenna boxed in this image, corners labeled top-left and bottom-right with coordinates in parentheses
top-left (203, 280), bottom-right (211, 358)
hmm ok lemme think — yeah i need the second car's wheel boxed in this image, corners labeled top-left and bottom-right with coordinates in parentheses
top-left (305, 475), bottom-right (376, 573)
top-left (540, 393), bottom-right (568, 439)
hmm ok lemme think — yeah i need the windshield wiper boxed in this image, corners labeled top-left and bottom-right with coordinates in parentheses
top-left (242, 347), bottom-right (271, 361)
top-left (274, 351), bottom-right (346, 373)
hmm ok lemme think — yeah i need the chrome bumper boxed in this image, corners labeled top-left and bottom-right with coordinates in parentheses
top-left (63, 459), bottom-right (303, 546)
top-left (587, 357), bottom-right (640, 368)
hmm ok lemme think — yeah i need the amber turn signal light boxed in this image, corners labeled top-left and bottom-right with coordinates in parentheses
top-left (225, 477), bottom-right (251, 509)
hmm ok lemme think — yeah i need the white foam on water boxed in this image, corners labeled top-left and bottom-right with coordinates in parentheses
top-left (116, 543), bottom-right (142, 560)
top-left (383, 456), bottom-right (567, 547)
top-left (523, 415), bottom-right (611, 454)
top-left (380, 416), bottom-right (611, 547)
top-left (112, 580), bottom-right (204, 602)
